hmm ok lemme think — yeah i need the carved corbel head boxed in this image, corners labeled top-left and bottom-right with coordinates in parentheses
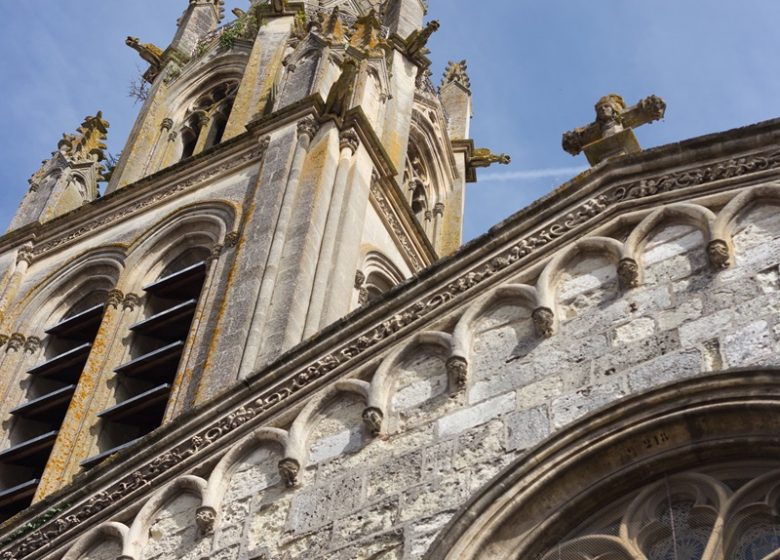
top-left (532, 307), bottom-right (555, 338)
top-left (446, 356), bottom-right (468, 391)
top-left (617, 258), bottom-right (640, 289)
top-left (362, 407), bottom-right (384, 437)
top-left (707, 239), bottom-right (731, 270)
top-left (195, 505), bottom-right (217, 535)
top-left (278, 457), bottom-right (300, 488)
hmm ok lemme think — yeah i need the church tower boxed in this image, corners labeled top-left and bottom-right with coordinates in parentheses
top-left (0, 0), bottom-right (507, 521)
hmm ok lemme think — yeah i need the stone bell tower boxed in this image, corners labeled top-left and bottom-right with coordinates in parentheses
top-left (0, 0), bottom-right (508, 521)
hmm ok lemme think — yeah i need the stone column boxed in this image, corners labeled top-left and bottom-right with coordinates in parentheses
top-left (322, 161), bottom-right (375, 325)
top-left (238, 117), bottom-right (319, 378)
top-left (143, 118), bottom-right (174, 176)
top-left (302, 129), bottom-right (360, 338)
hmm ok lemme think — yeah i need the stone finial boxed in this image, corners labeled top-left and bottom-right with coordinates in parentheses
top-left (350, 10), bottom-right (386, 55)
top-left (57, 112), bottom-right (110, 163)
top-left (562, 93), bottom-right (666, 166)
top-left (320, 7), bottom-right (347, 43)
top-left (442, 60), bottom-right (471, 92)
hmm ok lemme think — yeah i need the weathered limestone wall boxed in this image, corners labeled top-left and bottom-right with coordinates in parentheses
top-left (41, 180), bottom-right (780, 560)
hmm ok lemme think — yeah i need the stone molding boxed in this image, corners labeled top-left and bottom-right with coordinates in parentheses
top-left (3, 139), bottom-right (780, 559)
top-left (370, 180), bottom-right (426, 272)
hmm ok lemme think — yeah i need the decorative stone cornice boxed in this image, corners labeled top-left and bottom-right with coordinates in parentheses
top-left (5, 126), bottom-right (780, 560)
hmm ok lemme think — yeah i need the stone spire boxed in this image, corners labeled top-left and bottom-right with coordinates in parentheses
top-left (562, 93), bottom-right (667, 166)
top-left (440, 60), bottom-right (472, 140)
top-left (10, 113), bottom-right (109, 231)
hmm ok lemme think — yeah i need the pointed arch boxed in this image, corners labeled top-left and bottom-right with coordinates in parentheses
top-left (624, 202), bottom-right (716, 258)
top-left (61, 521), bottom-right (129, 560)
top-left (366, 331), bottom-right (453, 433)
top-left (714, 184), bottom-right (780, 240)
top-left (124, 475), bottom-right (207, 559)
top-left (9, 245), bottom-right (126, 333)
top-left (203, 427), bottom-right (289, 511)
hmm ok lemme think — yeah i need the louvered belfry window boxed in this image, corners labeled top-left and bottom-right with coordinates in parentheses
top-left (83, 251), bottom-right (207, 469)
top-left (0, 294), bottom-right (107, 519)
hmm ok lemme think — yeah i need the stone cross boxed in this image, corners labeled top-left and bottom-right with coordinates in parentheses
top-left (562, 94), bottom-right (666, 166)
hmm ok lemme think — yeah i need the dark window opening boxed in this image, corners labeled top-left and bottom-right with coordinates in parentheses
top-left (84, 248), bottom-right (209, 470)
top-left (0, 293), bottom-right (107, 520)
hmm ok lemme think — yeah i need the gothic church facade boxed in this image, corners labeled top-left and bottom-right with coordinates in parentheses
top-left (1, 1), bottom-right (780, 559)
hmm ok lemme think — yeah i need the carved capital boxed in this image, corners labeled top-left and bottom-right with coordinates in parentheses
top-left (168, 131), bottom-right (178, 142)
top-left (7, 333), bottom-right (25, 352)
top-left (0, 335), bottom-right (8, 348)
top-left (339, 129), bottom-right (360, 155)
top-left (707, 239), bottom-right (731, 270)
top-left (209, 243), bottom-right (224, 261)
top-left (106, 289), bottom-right (124, 308)
top-left (362, 407), bottom-right (383, 437)
top-left (434, 202), bottom-right (445, 217)
top-left (355, 270), bottom-right (366, 289)
top-left (224, 231), bottom-right (240, 248)
top-left (122, 293), bottom-right (142, 311)
top-left (278, 458), bottom-right (300, 488)
top-left (532, 307), bottom-right (555, 338)
top-left (160, 117), bottom-right (174, 131)
top-left (195, 506), bottom-right (216, 535)
top-left (297, 116), bottom-right (320, 141)
top-left (618, 258), bottom-right (640, 289)
top-left (16, 242), bottom-right (35, 267)
top-left (24, 336), bottom-right (42, 355)
top-left (446, 356), bottom-right (468, 390)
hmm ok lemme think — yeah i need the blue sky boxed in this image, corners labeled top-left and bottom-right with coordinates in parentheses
top-left (1, 1), bottom-right (779, 241)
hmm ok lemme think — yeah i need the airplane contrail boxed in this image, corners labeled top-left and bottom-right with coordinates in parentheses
top-left (478, 166), bottom-right (587, 182)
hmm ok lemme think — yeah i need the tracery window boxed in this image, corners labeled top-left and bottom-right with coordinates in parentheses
top-left (178, 80), bottom-right (238, 161)
top-left (84, 248), bottom-right (209, 469)
top-left (0, 292), bottom-right (107, 519)
top-left (538, 463), bottom-right (780, 560)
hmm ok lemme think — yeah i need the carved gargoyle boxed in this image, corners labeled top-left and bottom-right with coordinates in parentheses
top-left (469, 148), bottom-right (511, 169)
top-left (405, 20), bottom-right (440, 58)
top-left (324, 57), bottom-right (359, 120)
top-left (126, 36), bottom-right (163, 70)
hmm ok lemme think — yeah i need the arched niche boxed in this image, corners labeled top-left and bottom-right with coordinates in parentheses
top-left (424, 368), bottom-right (780, 560)
top-left (630, 205), bottom-right (714, 286)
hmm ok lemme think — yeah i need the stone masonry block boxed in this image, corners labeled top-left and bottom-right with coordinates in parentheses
top-left (506, 405), bottom-right (550, 452)
top-left (550, 383), bottom-right (626, 430)
top-left (626, 348), bottom-right (702, 392)
top-left (722, 320), bottom-right (772, 368)
top-left (436, 392), bottom-right (515, 438)
top-left (287, 471), bottom-right (366, 534)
